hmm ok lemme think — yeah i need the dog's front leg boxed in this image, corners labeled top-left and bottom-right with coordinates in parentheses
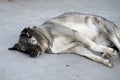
top-left (110, 35), bottom-right (120, 51)
top-left (52, 42), bottom-right (76, 54)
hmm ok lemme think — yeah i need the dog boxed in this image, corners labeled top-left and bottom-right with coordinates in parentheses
top-left (9, 12), bottom-right (120, 67)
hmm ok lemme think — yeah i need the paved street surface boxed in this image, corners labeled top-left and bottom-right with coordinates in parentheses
top-left (0, 0), bottom-right (120, 80)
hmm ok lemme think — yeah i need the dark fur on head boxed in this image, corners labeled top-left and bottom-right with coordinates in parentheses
top-left (20, 27), bottom-right (32, 38)
top-left (8, 27), bottom-right (42, 57)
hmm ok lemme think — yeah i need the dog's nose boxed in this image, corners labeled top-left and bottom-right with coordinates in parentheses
top-left (29, 45), bottom-right (41, 57)
top-left (29, 51), bottom-right (41, 57)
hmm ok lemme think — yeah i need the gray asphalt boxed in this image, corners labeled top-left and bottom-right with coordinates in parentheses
top-left (0, 0), bottom-right (120, 80)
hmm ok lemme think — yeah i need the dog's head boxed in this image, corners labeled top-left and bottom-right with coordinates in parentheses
top-left (8, 27), bottom-right (42, 57)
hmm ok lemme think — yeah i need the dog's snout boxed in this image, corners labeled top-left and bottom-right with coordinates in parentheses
top-left (27, 45), bottom-right (41, 57)
top-left (30, 51), bottom-right (41, 57)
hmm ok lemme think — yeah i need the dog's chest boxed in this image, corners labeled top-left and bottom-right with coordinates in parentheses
top-left (51, 37), bottom-right (72, 53)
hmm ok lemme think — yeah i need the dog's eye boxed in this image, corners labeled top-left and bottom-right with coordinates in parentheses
top-left (20, 32), bottom-right (31, 38)
top-left (20, 34), bottom-right (26, 37)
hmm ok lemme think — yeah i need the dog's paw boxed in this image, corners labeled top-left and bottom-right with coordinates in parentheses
top-left (106, 60), bottom-right (113, 68)
top-left (104, 59), bottom-right (113, 68)
top-left (102, 50), bottom-right (118, 59)
top-left (111, 50), bottom-right (118, 58)
top-left (102, 53), bottom-right (111, 59)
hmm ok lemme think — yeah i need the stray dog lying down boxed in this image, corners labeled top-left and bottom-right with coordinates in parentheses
top-left (9, 12), bottom-right (120, 67)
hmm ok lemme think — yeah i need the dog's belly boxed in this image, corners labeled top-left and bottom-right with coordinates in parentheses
top-left (61, 22), bottom-right (99, 40)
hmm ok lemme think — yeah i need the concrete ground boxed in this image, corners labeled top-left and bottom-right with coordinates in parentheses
top-left (0, 0), bottom-right (120, 80)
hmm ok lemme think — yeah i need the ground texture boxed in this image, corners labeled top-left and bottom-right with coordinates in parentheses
top-left (0, 0), bottom-right (120, 80)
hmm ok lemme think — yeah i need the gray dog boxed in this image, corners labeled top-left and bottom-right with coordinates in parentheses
top-left (9, 12), bottom-right (120, 67)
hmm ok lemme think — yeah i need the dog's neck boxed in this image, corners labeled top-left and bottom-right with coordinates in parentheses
top-left (32, 27), bottom-right (53, 53)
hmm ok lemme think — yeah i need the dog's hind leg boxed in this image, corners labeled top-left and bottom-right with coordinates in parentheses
top-left (101, 35), bottom-right (120, 58)
top-left (109, 35), bottom-right (120, 52)
top-left (76, 36), bottom-right (117, 58)
top-left (87, 40), bottom-right (117, 58)
top-left (70, 46), bottom-right (113, 67)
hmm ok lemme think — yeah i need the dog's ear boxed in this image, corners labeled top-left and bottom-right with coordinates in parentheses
top-left (20, 27), bottom-right (32, 38)
top-left (8, 43), bottom-right (18, 50)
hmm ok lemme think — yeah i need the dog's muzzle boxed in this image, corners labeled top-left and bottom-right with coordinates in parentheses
top-left (27, 45), bottom-right (41, 57)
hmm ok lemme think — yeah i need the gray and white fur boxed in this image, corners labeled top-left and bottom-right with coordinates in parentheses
top-left (9, 12), bottom-right (120, 67)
